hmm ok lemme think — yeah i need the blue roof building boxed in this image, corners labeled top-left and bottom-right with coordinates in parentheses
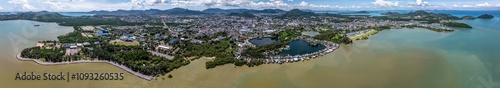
top-left (96, 29), bottom-right (110, 37)
top-left (120, 35), bottom-right (137, 42)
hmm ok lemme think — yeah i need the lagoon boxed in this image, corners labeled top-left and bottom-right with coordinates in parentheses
top-left (280, 40), bottom-right (326, 56)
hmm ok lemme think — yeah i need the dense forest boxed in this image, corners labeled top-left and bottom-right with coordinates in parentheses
top-left (21, 47), bottom-right (65, 62)
top-left (314, 30), bottom-right (352, 44)
top-left (173, 39), bottom-right (262, 69)
top-left (85, 43), bottom-right (190, 76)
top-left (477, 14), bottom-right (494, 19)
top-left (57, 26), bottom-right (99, 43)
top-left (441, 22), bottom-right (472, 28)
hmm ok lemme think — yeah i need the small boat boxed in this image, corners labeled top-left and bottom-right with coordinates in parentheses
top-left (34, 24), bottom-right (40, 26)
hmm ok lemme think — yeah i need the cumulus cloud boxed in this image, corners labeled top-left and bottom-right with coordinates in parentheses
top-left (41, 0), bottom-right (65, 10)
top-left (476, 2), bottom-right (491, 7)
top-left (8, 0), bottom-right (36, 10)
top-left (296, 1), bottom-right (334, 9)
top-left (462, 5), bottom-right (473, 8)
top-left (299, 1), bottom-right (308, 7)
top-left (171, 0), bottom-right (253, 7)
top-left (130, 0), bottom-right (169, 10)
top-left (446, 2), bottom-right (500, 9)
top-left (168, 0), bottom-right (350, 9)
top-left (371, 0), bottom-right (398, 7)
top-left (130, 0), bottom-right (168, 5)
top-left (250, 0), bottom-right (290, 8)
top-left (408, 0), bottom-right (429, 6)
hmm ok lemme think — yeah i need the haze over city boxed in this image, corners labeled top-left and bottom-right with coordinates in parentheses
top-left (1, 0), bottom-right (500, 12)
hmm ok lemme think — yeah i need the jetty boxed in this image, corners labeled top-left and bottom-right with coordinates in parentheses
top-left (16, 53), bottom-right (153, 81)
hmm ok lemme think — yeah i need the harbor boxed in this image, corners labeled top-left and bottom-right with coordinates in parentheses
top-left (236, 37), bottom-right (339, 64)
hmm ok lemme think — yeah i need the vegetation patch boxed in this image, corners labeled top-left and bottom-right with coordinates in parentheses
top-left (314, 30), bottom-right (352, 44)
top-left (350, 30), bottom-right (379, 41)
top-left (441, 22), bottom-right (472, 28)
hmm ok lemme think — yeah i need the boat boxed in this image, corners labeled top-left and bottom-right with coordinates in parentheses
top-left (34, 24), bottom-right (40, 26)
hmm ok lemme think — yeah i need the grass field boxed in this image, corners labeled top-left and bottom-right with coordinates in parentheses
top-left (109, 40), bottom-right (140, 46)
top-left (350, 29), bottom-right (379, 41)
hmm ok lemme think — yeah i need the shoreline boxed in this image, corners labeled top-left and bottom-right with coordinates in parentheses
top-left (15, 53), bottom-right (153, 81)
top-left (349, 29), bottom-right (379, 41)
top-left (236, 37), bottom-right (340, 64)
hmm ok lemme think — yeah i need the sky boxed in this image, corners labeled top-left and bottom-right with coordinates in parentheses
top-left (0, 0), bottom-right (499, 12)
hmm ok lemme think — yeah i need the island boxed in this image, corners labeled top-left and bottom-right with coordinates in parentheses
top-left (356, 11), bottom-right (370, 13)
top-left (477, 14), bottom-right (494, 19)
top-left (462, 15), bottom-right (476, 20)
top-left (2, 8), bottom-right (479, 81)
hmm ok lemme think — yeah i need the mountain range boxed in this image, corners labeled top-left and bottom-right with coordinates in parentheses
top-left (86, 8), bottom-right (287, 16)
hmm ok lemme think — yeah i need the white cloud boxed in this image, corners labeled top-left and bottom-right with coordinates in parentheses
top-left (371, 0), bottom-right (398, 7)
top-left (476, 2), bottom-right (491, 7)
top-left (299, 1), bottom-right (308, 7)
top-left (41, 0), bottom-right (64, 10)
top-left (408, 0), bottom-right (429, 6)
top-left (8, 0), bottom-right (36, 10)
top-left (462, 5), bottom-right (473, 8)
top-left (171, 0), bottom-right (253, 7)
top-left (130, 0), bottom-right (168, 5)
top-left (445, 2), bottom-right (500, 9)
top-left (287, 0), bottom-right (293, 2)
top-left (296, 1), bottom-right (334, 9)
top-left (250, 0), bottom-right (290, 8)
top-left (130, 0), bottom-right (169, 10)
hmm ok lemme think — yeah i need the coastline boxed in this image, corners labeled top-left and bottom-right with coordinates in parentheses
top-left (349, 29), bottom-right (379, 41)
top-left (15, 53), bottom-right (153, 81)
top-left (237, 37), bottom-right (340, 64)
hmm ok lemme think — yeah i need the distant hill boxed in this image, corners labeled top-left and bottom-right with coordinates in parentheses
top-left (202, 8), bottom-right (286, 14)
top-left (88, 8), bottom-right (204, 15)
top-left (381, 11), bottom-right (401, 15)
top-left (154, 8), bottom-right (205, 15)
top-left (202, 8), bottom-right (231, 14)
top-left (461, 15), bottom-right (476, 20)
top-left (408, 10), bottom-right (430, 16)
top-left (227, 12), bottom-right (256, 18)
top-left (477, 14), bottom-right (494, 19)
top-left (356, 11), bottom-right (369, 13)
top-left (278, 9), bottom-right (318, 19)
top-left (0, 11), bottom-right (134, 26)
top-left (383, 10), bottom-right (459, 19)
top-left (86, 8), bottom-right (286, 16)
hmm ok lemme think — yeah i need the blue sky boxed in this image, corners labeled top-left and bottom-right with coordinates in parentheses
top-left (1, 0), bottom-right (499, 12)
